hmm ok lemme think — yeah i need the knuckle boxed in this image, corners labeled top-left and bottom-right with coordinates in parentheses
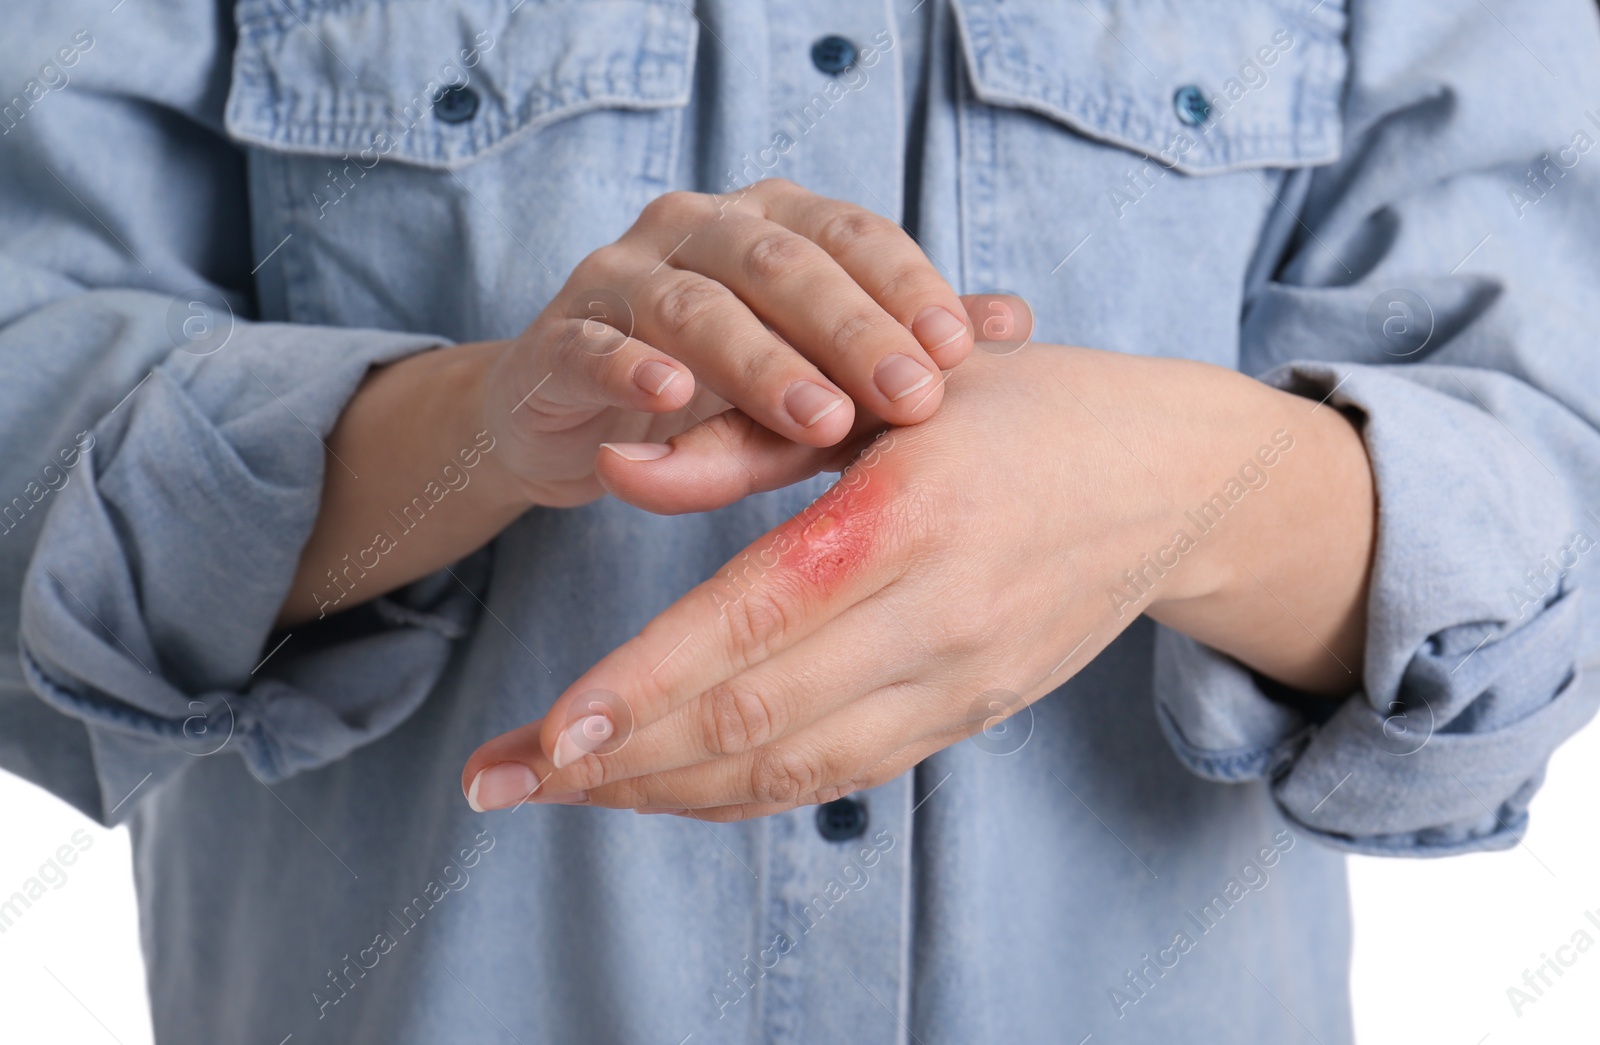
top-left (691, 805), bottom-right (748, 823)
top-left (815, 209), bottom-right (891, 256)
top-left (546, 316), bottom-right (628, 379)
top-left (717, 583), bottom-right (793, 666)
top-left (829, 307), bottom-right (889, 357)
top-left (640, 190), bottom-right (709, 228)
top-left (590, 775), bottom-right (650, 810)
top-left (749, 745), bottom-right (821, 805)
top-left (542, 316), bottom-right (591, 362)
top-left (811, 783), bottom-right (850, 805)
top-left (743, 230), bottom-right (814, 284)
top-left (704, 406), bottom-right (762, 445)
top-left (574, 243), bottom-right (634, 283)
top-left (871, 262), bottom-right (941, 307)
top-left (557, 751), bottom-right (613, 791)
top-left (733, 337), bottom-right (787, 392)
top-left (653, 273), bottom-right (725, 338)
top-left (940, 613), bottom-right (1003, 657)
top-left (701, 680), bottom-right (776, 756)
top-left (750, 177), bottom-right (800, 199)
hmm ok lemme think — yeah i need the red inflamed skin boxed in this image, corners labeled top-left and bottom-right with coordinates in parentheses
top-left (460, 435), bottom-right (915, 800)
top-left (713, 438), bottom-right (907, 613)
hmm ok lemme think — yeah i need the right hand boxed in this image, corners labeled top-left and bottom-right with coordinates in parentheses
top-left (477, 178), bottom-right (990, 511)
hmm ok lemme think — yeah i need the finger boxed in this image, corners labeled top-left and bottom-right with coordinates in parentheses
top-left (589, 679), bottom-right (941, 810)
top-left (521, 315), bottom-right (697, 416)
top-left (594, 292), bottom-right (1023, 510)
top-left (667, 212), bottom-right (946, 427)
top-left (622, 265), bottom-right (858, 446)
top-left (647, 729), bottom-right (954, 823)
top-left (531, 603), bottom-right (910, 796)
top-left (595, 409), bottom-right (888, 516)
top-left (758, 185), bottom-right (974, 369)
top-left (463, 444), bottom-right (916, 786)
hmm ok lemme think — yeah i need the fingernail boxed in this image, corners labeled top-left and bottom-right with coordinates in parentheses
top-left (530, 790), bottom-right (590, 804)
top-left (552, 714), bottom-right (615, 769)
top-left (912, 307), bottom-right (969, 354)
top-left (874, 354), bottom-right (935, 402)
top-left (634, 360), bottom-right (681, 397)
top-left (635, 807), bottom-right (689, 815)
top-left (601, 442), bottom-right (672, 462)
top-left (784, 381), bottom-right (845, 428)
top-left (465, 762), bottom-right (539, 812)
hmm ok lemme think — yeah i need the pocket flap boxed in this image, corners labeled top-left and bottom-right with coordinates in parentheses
top-left (951, 0), bottom-right (1347, 174)
top-left (226, 0), bottom-right (698, 169)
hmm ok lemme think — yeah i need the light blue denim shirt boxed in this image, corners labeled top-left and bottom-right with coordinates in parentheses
top-left (5, 0), bottom-right (1600, 1041)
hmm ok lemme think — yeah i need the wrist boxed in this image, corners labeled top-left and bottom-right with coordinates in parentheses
top-left (452, 338), bottom-right (551, 513)
top-left (1142, 365), bottom-right (1375, 694)
top-left (1143, 365), bottom-right (1310, 608)
top-left (276, 339), bottom-right (535, 628)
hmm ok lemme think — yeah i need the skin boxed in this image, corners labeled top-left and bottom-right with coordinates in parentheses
top-left (460, 343), bottom-right (1377, 820)
top-left (275, 179), bottom-right (980, 628)
top-left (260, 175), bottom-right (1375, 821)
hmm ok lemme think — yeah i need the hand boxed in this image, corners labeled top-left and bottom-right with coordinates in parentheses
top-left (276, 179), bottom-right (1008, 626)
top-left (480, 177), bottom-right (981, 510)
top-left (459, 344), bottom-right (1376, 818)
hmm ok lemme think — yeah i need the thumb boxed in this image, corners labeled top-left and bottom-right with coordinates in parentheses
top-left (594, 408), bottom-right (853, 516)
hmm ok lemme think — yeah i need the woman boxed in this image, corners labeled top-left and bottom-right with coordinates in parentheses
top-left (2, 0), bottom-right (1598, 1041)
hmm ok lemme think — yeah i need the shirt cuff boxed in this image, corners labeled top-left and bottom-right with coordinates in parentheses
top-left (1154, 361), bottom-right (1600, 856)
top-left (17, 322), bottom-right (485, 823)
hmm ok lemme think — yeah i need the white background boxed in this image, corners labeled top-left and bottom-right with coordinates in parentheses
top-left (2, 720), bottom-right (1598, 1044)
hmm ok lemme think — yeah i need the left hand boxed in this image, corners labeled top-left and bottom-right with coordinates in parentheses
top-left (461, 342), bottom-right (1375, 819)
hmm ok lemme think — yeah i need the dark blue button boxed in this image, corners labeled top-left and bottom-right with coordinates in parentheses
top-left (811, 35), bottom-right (858, 76)
top-left (816, 798), bottom-right (867, 842)
top-left (1173, 85), bottom-right (1211, 126)
top-left (433, 84), bottom-right (480, 124)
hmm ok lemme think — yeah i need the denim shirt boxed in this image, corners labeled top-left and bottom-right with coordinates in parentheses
top-left (4, 0), bottom-right (1600, 1041)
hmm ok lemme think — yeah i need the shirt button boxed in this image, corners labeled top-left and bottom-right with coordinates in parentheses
top-left (433, 85), bottom-right (480, 124)
top-left (1173, 84), bottom-right (1211, 126)
top-left (815, 797), bottom-right (868, 842)
top-left (811, 35), bottom-right (859, 76)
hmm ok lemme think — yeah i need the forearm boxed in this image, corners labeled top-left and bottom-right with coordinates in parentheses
top-left (276, 340), bottom-right (533, 628)
top-left (1144, 366), bottom-right (1376, 697)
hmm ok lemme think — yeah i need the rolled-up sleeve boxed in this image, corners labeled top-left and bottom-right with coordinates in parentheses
top-left (0, 0), bottom-right (479, 825)
top-left (1153, 0), bottom-right (1600, 855)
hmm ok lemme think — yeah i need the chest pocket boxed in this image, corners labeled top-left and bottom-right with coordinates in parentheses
top-left (944, 0), bottom-right (1350, 362)
top-left (950, 0), bottom-right (1348, 173)
top-left (222, 0), bottom-right (697, 335)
